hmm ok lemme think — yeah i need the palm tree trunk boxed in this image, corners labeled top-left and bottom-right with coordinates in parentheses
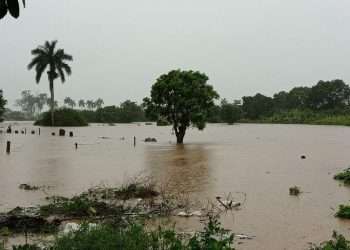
top-left (49, 78), bottom-right (55, 126)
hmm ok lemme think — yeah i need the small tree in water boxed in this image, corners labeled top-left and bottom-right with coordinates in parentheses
top-left (143, 70), bottom-right (219, 144)
top-left (28, 41), bottom-right (73, 126)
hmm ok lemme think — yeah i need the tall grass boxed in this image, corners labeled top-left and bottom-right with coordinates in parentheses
top-left (241, 109), bottom-right (350, 126)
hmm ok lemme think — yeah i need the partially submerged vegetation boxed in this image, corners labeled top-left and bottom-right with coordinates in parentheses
top-left (309, 231), bottom-right (350, 250)
top-left (334, 168), bottom-right (350, 185)
top-left (3, 214), bottom-right (234, 250)
top-left (34, 108), bottom-right (88, 127)
top-left (335, 205), bottom-right (350, 219)
top-left (0, 179), bottom-right (238, 250)
top-left (1, 181), bottom-right (160, 236)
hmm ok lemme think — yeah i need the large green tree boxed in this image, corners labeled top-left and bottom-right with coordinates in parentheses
top-left (28, 40), bottom-right (73, 126)
top-left (220, 99), bottom-right (242, 125)
top-left (0, 90), bottom-right (7, 122)
top-left (307, 79), bottom-right (350, 110)
top-left (143, 70), bottom-right (219, 144)
top-left (242, 93), bottom-right (274, 119)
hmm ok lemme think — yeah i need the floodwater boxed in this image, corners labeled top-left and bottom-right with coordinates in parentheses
top-left (1, 122), bottom-right (350, 249)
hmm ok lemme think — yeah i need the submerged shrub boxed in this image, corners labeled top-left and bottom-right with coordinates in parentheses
top-left (40, 195), bottom-right (122, 218)
top-left (35, 108), bottom-right (88, 127)
top-left (309, 231), bottom-right (350, 250)
top-left (334, 168), bottom-right (350, 185)
top-left (336, 205), bottom-right (350, 219)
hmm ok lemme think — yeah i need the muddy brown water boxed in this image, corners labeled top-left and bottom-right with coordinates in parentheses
top-left (1, 121), bottom-right (350, 249)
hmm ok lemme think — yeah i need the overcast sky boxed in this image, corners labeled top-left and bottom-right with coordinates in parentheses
top-left (1, 0), bottom-right (350, 108)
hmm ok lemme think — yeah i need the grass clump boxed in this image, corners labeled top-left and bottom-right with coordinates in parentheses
top-left (34, 108), bottom-right (88, 127)
top-left (334, 168), bottom-right (350, 184)
top-left (289, 186), bottom-right (301, 196)
top-left (40, 195), bottom-right (122, 218)
top-left (335, 205), bottom-right (350, 219)
top-left (309, 231), bottom-right (350, 250)
top-left (46, 214), bottom-right (233, 250)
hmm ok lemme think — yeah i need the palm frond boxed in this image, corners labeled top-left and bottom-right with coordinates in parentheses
top-left (60, 62), bottom-right (72, 75)
top-left (57, 67), bottom-right (66, 83)
top-left (47, 40), bottom-right (58, 56)
top-left (35, 63), bottom-right (48, 83)
top-left (27, 55), bottom-right (46, 70)
top-left (55, 49), bottom-right (73, 62)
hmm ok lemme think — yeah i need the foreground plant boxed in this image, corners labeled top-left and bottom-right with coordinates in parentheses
top-left (309, 231), bottom-right (350, 250)
top-left (50, 215), bottom-right (233, 250)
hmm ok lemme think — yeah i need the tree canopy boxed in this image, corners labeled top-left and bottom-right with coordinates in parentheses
top-left (143, 70), bottom-right (219, 144)
top-left (15, 90), bottom-right (48, 118)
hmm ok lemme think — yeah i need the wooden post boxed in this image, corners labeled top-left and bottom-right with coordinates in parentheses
top-left (6, 141), bottom-right (10, 154)
top-left (134, 136), bottom-right (136, 147)
top-left (38, 128), bottom-right (41, 135)
top-left (75, 143), bottom-right (78, 149)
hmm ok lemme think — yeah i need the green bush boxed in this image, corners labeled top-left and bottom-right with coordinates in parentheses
top-left (334, 169), bottom-right (350, 185)
top-left (336, 205), bottom-right (350, 219)
top-left (35, 108), bottom-right (88, 127)
top-left (309, 231), bottom-right (350, 250)
top-left (48, 215), bottom-right (234, 250)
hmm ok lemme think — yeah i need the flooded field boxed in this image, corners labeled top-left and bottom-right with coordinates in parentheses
top-left (1, 122), bottom-right (350, 249)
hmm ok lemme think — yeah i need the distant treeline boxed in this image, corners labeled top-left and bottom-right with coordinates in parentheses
top-left (3, 79), bottom-right (350, 125)
top-left (79, 100), bottom-right (146, 123)
top-left (206, 79), bottom-right (350, 125)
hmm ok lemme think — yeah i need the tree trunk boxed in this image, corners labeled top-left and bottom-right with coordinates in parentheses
top-left (175, 126), bottom-right (186, 144)
top-left (49, 78), bottom-right (55, 126)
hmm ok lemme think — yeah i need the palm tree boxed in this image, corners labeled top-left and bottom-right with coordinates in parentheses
top-left (78, 99), bottom-right (85, 109)
top-left (28, 40), bottom-right (73, 126)
top-left (94, 98), bottom-right (104, 109)
top-left (86, 100), bottom-right (95, 110)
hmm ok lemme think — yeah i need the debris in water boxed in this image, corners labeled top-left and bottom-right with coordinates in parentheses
top-left (236, 234), bottom-right (255, 240)
top-left (216, 196), bottom-right (241, 209)
top-left (289, 186), bottom-right (301, 196)
top-left (19, 184), bottom-right (40, 191)
top-left (176, 211), bottom-right (202, 217)
top-left (144, 137), bottom-right (157, 142)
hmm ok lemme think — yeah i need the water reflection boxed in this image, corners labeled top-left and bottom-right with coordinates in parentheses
top-left (145, 144), bottom-right (212, 194)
